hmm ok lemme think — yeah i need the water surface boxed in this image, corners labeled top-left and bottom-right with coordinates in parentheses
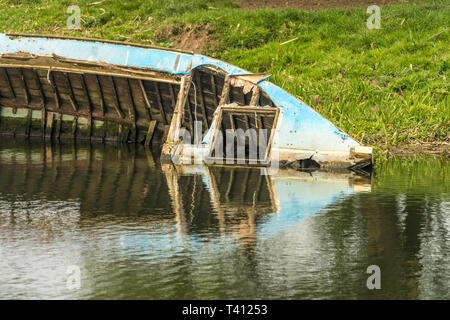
top-left (0, 140), bottom-right (448, 299)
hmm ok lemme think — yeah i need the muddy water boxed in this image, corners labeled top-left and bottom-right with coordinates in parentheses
top-left (0, 139), bottom-right (448, 299)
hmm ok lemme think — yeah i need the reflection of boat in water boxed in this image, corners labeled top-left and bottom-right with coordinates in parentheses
top-left (0, 142), bottom-right (370, 243)
top-left (0, 33), bottom-right (372, 170)
top-left (178, 165), bottom-right (371, 240)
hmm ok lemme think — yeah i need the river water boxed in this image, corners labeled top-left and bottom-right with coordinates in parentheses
top-left (0, 139), bottom-right (448, 299)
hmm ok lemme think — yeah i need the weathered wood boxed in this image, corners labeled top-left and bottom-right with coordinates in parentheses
top-left (250, 86), bottom-right (261, 106)
top-left (1, 68), bottom-right (15, 98)
top-left (19, 68), bottom-right (30, 105)
top-left (49, 71), bottom-right (61, 109)
top-left (80, 74), bottom-right (93, 137)
top-left (93, 74), bottom-right (105, 116)
top-left (64, 72), bottom-right (79, 112)
top-left (0, 64), bottom-right (278, 156)
top-left (164, 75), bottom-right (192, 146)
top-left (210, 74), bottom-right (219, 106)
top-left (110, 76), bottom-right (125, 119)
top-left (153, 82), bottom-right (167, 124)
top-left (162, 124), bottom-right (170, 144)
top-left (257, 115), bottom-right (264, 129)
top-left (229, 114), bottom-right (235, 130)
top-left (185, 98), bottom-right (194, 135)
top-left (0, 99), bottom-right (136, 126)
top-left (125, 78), bottom-right (137, 141)
top-left (219, 76), bottom-right (231, 106)
top-left (241, 86), bottom-right (251, 129)
top-left (33, 69), bottom-right (46, 109)
top-left (144, 120), bottom-right (157, 147)
top-left (168, 83), bottom-right (176, 111)
top-left (138, 79), bottom-right (152, 121)
top-left (244, 115), bottom-right (250, 129)
top-left (194, 71), bottom-right (209, 128)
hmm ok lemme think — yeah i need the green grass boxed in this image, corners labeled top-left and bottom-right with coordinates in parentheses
top-left (0, 0), bottom-right (448, 154)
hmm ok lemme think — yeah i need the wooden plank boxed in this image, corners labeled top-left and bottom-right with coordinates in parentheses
top-left (250, 86), bottom-right (261, 106)
top-left (153, 82), bottom-right (167, 124)
top-left (19, 68), bottom-right (30, 105)
top-left (164, 75), bottom-right (192, 145)
top-left (219, 76), bottom-right (231, 106)
top-left (80, 74), bottom-right (93, 137)
top-left (1, 68), bottom-right (15, 98)
top-left (33, 69), bottom-right (46, 109)
top-left (168, 83), bottom-right (176, 112)
top-left (64, 72), bottom-right (79, 111)
top-left (93, 75), bottom-right (106, 116)
top-left (245, 115), bottom-right (250, 129)
top-left (229, 114), bottom-right (235, 130)
top-left (162, 124), bottom-right (170, 144)
top-left (194, 71), bottom-right (209, 128)
top-left (144, 120), bottom-right (157, 147)
top-left (110, 76), bottom-right (125, 118)
top-left (185, 97), bottom-right (194, 135)
top-left (0, 60), bottom-right (183, 85)
top-left (138, 79), bottom-right (152, 121)
top-left (220, 106), bottom-right (276, 113)
top-left (49, 71), bottom-right (60, 109)
top-left (257, 115), bottom-right (264, 129)
top-left (241, 85), bottom-right (251, 129)
top-left (210, 74), bottom-right (219, 106)
top-left (125, 78), bottom-right (137, 142)
top-left (0, 99), bottom-right (138, 127)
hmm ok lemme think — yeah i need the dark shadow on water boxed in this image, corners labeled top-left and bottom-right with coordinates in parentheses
top-left (0, 139), bottom-right (448, 299)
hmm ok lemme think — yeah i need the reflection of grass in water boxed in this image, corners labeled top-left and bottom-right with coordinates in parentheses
top-left (374, 156), bottom-right (449, 194)
top-left (0, 0), bottom-right (448, 154)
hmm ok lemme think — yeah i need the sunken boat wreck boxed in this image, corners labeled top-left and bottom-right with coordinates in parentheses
top-left (0, 33), bottom-right (372, 170)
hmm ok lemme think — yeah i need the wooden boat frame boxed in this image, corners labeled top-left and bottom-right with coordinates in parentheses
top-left (0, 33), bottom-right (373, 169)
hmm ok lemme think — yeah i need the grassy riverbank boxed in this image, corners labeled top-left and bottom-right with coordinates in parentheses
top-left (0, 0), bottom-right (448, 156)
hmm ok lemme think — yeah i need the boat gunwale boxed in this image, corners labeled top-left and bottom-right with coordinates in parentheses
top-left (5, 33), bottom-right (195, 55)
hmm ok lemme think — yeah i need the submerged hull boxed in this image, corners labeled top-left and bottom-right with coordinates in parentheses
top-left (0, 33), bottom-right (372, 169)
